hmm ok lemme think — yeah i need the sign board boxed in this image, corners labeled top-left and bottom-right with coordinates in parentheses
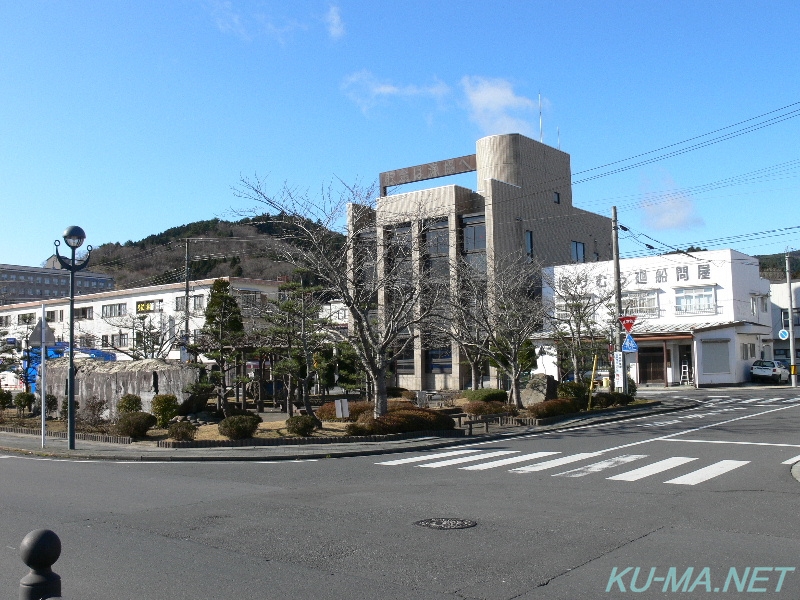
top-left (614, 351), bottom-right (624, 387)
top-left (335, 398), bottom-right (350, 419)
top-left (622, 334), bottom-right (638, 353)
top-left (619, 315), bottom-right (637, 333)
top-left (379, 154), bottom-right (477, 196)
top-left (5, 338), bottom-right (17, 345)
top-left (779, 329), bottom-right (790, 341)
top-left (26, 319), bottom-right (56, 348)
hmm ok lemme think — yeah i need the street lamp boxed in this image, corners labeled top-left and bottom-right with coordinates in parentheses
top-left (54, 226), bottom-right (92, 450)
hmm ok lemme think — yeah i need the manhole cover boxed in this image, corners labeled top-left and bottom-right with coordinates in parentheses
top-left (414, 518), bottom-right (477, 530)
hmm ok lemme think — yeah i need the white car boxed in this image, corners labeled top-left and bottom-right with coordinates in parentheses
top-left (750, 360), bottom-right (789, 383)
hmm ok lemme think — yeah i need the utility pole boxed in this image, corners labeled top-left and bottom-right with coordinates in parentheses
top-left (184, 238), bottom-right (191, 354)
top-left (786, 250), bottom-right (797, 387)
top-left (612, 206), bottom-right (627, 394)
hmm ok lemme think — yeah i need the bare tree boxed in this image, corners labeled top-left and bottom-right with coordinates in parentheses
top-left (98, 313), bottom-right (178, 360)
top-left (451, 252), bottom-right (546, 409)
top-left (542, 263), bottom-right (617, 383)
top-left (233, 177), bottom-right (445, 417)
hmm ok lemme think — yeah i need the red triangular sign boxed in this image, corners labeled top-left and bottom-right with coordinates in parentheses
top-left (619, 315), bottom-right (637, 333)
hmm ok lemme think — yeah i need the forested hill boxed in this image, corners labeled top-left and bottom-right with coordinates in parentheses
top-left (755, 251), bottom-right (800, 282)
top-left (86, 214), bottom-right (335, 290)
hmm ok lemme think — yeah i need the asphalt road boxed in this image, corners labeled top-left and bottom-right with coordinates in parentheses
top-left (2, 388), bottom-right (800, 599)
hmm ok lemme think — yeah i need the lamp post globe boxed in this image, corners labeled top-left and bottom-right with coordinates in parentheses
top-left (62, 226), bottom-right (86, 249)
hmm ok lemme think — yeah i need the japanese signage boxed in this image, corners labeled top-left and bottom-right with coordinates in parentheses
top-left (631, 263), bottom-right (711, 285)
top-left (379, 154), bottom-right (477, 196)
top-left (619, 315), bottom-right (637, 332)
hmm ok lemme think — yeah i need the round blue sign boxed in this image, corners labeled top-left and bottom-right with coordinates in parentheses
top-left (779, 329), bottom-right (790, 341)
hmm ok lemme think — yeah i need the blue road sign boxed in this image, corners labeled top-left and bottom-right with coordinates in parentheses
top-left (779, 329), bottom-right (790, 341)
top-left (622, 334), bottom-right (638, 353)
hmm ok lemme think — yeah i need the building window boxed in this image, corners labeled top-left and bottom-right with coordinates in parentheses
top-left (18, 313), bottom-right (35, 325)
top-left (553, 191), bottom-right (561, 204)
top-left (101, 303), bottom-right (127, 318)
top-left (741, 343), bottom-right (756, 360)
top-left (781, 309), bottom-right (800, 329)
top-left (425, 347), bottom-right (452, 374)
top-left (75, 307), bottom-right (93, 320)
top-left (394, 340), bottom-right (415, 374)
top-left (0, 315), bottom-right (10, 326)
top-left (675, 287), bottom-right (716, 316)
top-left (621, 290), bottom-right (660, 318)
top-left (425, 219), bottom-right (449, 278)
top-left (760, 296), bottom-right (769, 313)
top-left (111, 333), bottom-right (129, 347)
top-left (45, 310), bottom-right (63, 323)
top-left (570, 241), bottom-right (585, 263)
top-left (525, 230), bottom-right (534, 259)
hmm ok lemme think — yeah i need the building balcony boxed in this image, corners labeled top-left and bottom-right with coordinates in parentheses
top-left (675, 305), bottom-right (718, 316)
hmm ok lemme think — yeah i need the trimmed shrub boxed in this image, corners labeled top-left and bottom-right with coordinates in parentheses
top-left (627, 377), bottom-right (637, 398)
top-left (116, 412), bottom-right (157, 438)
top-left (317, 400), bottom-right (374, 422)
top-left (60, 397), bottom-right (79, 419)
top-left (151, 394), bottom-right (179, 428)
top-left (218, 414), bottom-right (260, 440)
top-left (400, 390), bottom-right (417, 401)
top-left (612, 392), bottom-right (634, 406)
top-left (589, 392), bottom-right (613, 409)
top-left (178, 395), bottom-right (211, 416)
top-left (345, 406), bottom-right (455, 436)
top-left (44, 394), bottom-right (58, 416)
top-left (386, 386), bottom-right (408, 398)
top-left (463, 388), bottom-right (508, 403)
top-left (168, 421), bottom-right (197, 441)
top-left (286, 415), bottom-right (318, 437)
top-left (0, 389), bottom-right (12, 412)
top-left (464, 401), bottom-right (507, 416)
top-left (117, 394), bottom-right (142, 414)
top-left (556, 382), bottom-right (589, 410)
top-left (527, 398), bottom-right (577, 419)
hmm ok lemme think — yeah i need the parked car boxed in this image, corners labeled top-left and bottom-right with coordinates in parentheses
top-left (750, 360), bottom-right (789, 383)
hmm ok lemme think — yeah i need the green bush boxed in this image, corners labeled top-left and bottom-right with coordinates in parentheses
top-left (15, 392), bottom-right (35, 415)
top-left (44, 394), bottom-right (58, 415)
top-left (317, 400), bottom-right (374, 422)
top-left (556, 382), bottom-right (589, 410)
top-left (0, 389), bottom-right (13, 412)
top-left (386, 386), bottom-right (408, 398)
top-left (464, 401), bottom-right (507, 416)
top-left (116, 412), bottom-right (157, 438)
top-left (286, 415), bottom-right (318, 437)
top-left (117, 394), bottom-right (142, 414)
top-left (168, 421), bottom-right (197, 441)
top-left (150, 394), bottom-right (179, 428)
top-left (78, 396), bottom-right (108, 428)
top-left (463, 388), bottom-right (508, 403)
top-left (345, 406), bottom-right (455, 436)
top-left (627, 377), bottom-right (637, 398)
top-left (60, 397), bottom-right (79, 419)
top-left (178, 395), bottom-right (211, 416)
top-left (218, 414), bottom-right (260, 440)
top-left (527, 398), bottom-right (578, 419)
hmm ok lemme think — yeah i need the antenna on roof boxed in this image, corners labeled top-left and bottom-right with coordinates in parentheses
top-left (557, 126), bottom-right (561, 150)
top-left (538, 92), bottom-right (543, 143)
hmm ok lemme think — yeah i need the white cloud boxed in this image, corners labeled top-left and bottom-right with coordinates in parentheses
top-left (461, 76), bottom-right (537, 137)
top-left (206, 0), bottom-right (250, 41)
top-left (341, 70), bottom-right (450, 112)
top-left (325, 5), bottom-right (345, 39)
top-left (642, 193), bottom-right (705, 230)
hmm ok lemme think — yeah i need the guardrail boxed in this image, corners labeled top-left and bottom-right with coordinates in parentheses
top-left (18, 529), bottom-right (63, 599)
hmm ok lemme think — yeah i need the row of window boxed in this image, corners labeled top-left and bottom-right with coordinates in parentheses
top-left (0, 273), bottom-right (110, 287)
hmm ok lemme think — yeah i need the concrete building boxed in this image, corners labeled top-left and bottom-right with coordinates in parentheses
top-left (0, 276), bottom-right (283, 362)
top-left (0, 262), bottom-right (114, 305)
top-left (767, 279), bottom-right (800, 364)
top-left (352, 133), bottom-right (614, 391)
top-left (540, 249), bottom-right (773, 387)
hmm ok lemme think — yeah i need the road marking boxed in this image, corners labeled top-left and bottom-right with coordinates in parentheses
top-left (417, 450), bottom-right (519, 468)
top-left (607, 457), bottom-right (698, 481)
top-left (782, 454), bottom-right (800, 464)
top-left (664, 460), bottom-right (749, 485)
top-left (738, 398), bottom-right (761, 403)
top-left (553, 454), bottom-right (647, 478)
top-left (662, 439), bottom-right (800, 448)
top-left (376, 449), bottom-right (483, 466)
top-left (460, 451), bottom-right (560, 470)
top-left (510, 452), bottom-right (603, 473)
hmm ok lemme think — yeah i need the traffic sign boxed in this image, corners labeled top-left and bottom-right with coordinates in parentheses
top-left (622, 334), bottom-right (638, 353)
top-left (779, 329), bottom-right (790, 341)
top-left (619, 315), bottom-right (637, 333)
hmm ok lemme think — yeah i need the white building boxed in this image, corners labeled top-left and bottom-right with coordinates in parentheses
top-left (767, 279), bottom-right (800, 364)
top-left (541, 249), bottom-right (772, 387)
top-left (0, 276), bottom-right (284, 362)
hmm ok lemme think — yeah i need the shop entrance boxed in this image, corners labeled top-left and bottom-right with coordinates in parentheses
top-left (638, 346), bottom-right (665, 384)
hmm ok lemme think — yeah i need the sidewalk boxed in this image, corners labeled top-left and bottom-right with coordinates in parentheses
top-left (0, 394), bottom-right (698, 462)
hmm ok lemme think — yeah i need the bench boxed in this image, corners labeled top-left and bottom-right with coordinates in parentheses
top-left (462, 419), bottom-right (489, 435)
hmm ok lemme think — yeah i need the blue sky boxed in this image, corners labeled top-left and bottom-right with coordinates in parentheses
top-left (1, 1), bottom-right (799, 267)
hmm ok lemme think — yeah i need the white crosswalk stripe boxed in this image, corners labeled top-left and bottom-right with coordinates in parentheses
top-left (460, 451), bottom-right (560, 471)
top-left (375, 449), bottom-right (483, 466)
top-left (416, 450), bottom-right (519, 468)
top-left (510, 452), bottom-right (603, 473)
top-left (553, 454), bottom-right (647, 478)
top-left (664, 460), bottom-right (749, 485)
top-left (607, 457), bottom-right (698, 481)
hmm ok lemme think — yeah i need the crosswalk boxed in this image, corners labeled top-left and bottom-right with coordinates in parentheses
top-left (376, 449), bottom-right (752, 486)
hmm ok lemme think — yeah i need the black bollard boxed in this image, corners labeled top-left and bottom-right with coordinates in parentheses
top-left (19, 529), bottom-right (61, 600)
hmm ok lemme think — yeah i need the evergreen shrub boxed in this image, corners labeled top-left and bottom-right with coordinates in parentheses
top-left (218, 414), bottom-right (260, 440)
top-left (151, 394), bottom-right (179, 428)
top-left (463, 401), bottom-right (507, 416)
top-left (168, 421), bottom-right (197, 441)
top-left (527, 398), bottom-right (577, 419)
top-left (116, 412), bottom-right (157, 438)
top-left (117, 394), bottom-right (142, 414)
top-left (463, 388), bottom-right (508, 403)
top-left (286, 415), bottom-right (318, 437)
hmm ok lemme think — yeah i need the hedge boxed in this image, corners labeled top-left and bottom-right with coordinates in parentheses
top-left (463, 389), bottom-right (508, 403)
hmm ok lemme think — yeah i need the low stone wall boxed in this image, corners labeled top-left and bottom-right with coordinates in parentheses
top-left (43, 358), bottom-right (198, 416)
